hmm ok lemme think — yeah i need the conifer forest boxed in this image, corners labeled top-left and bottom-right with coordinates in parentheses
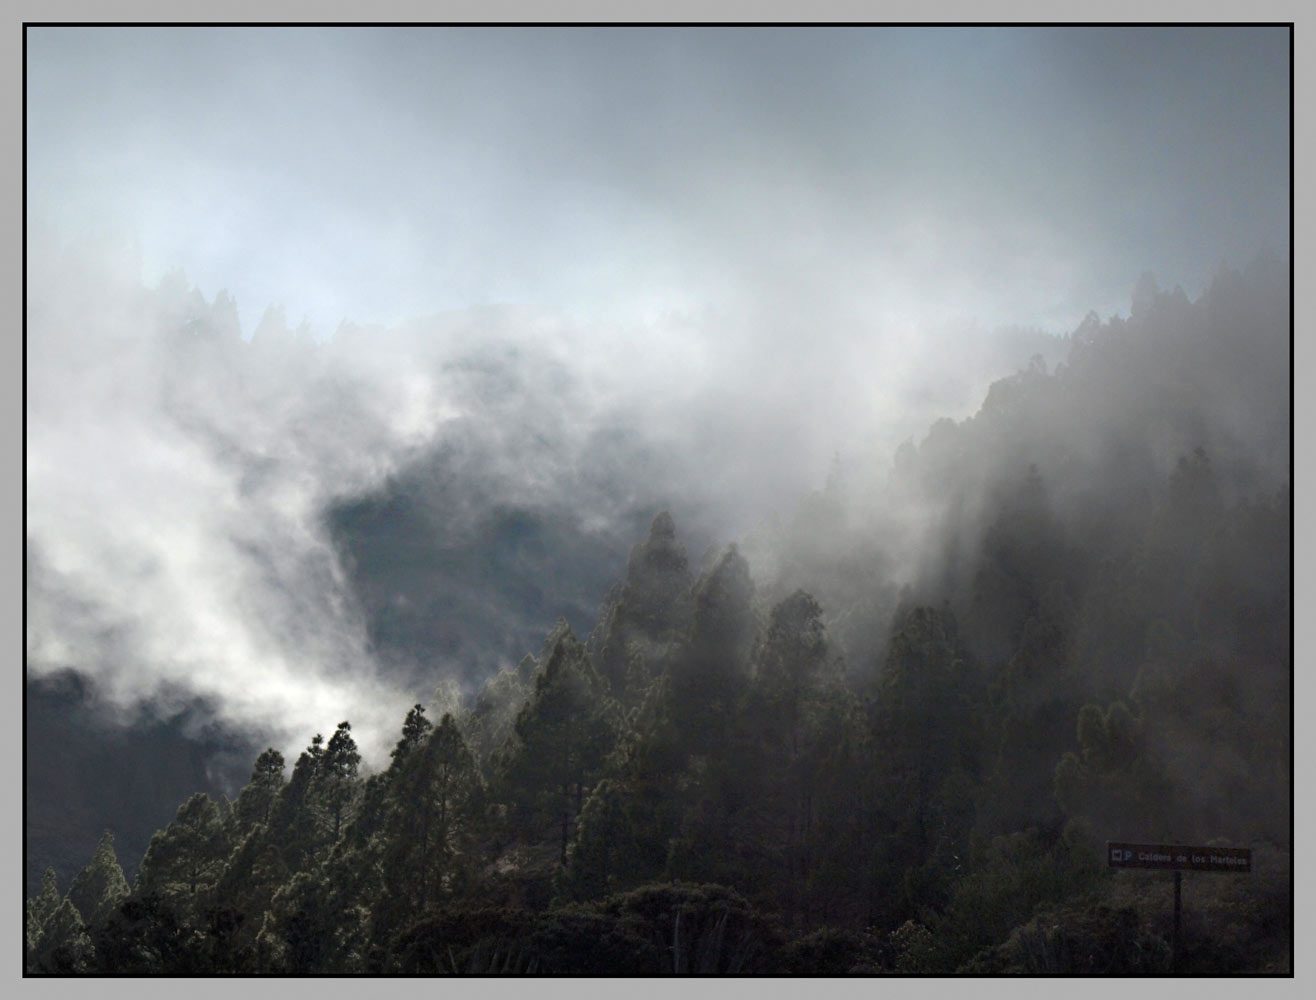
top-left (25, 256), bottom-right (1292, 975)
top-left (26, 26), bottom-right (1291, 978)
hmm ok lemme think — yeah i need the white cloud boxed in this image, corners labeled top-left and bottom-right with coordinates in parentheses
top-left (24, 26), bottom-right (1290, 765)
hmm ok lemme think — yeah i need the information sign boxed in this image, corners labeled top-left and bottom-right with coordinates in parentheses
top-left (1106, 842), bottom-right (1251, 873)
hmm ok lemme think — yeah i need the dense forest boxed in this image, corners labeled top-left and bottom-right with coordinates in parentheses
top-left (25, 256), bottom-right (1291, 975)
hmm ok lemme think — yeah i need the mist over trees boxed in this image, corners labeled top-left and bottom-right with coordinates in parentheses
top-left (25, 251), bottom-right (1291, 974)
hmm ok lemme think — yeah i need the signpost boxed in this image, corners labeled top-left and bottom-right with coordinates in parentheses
top-left (1107, 842), bottom-right (1252, 971)
top-left (1107, 842), bottom-right (1251, 873)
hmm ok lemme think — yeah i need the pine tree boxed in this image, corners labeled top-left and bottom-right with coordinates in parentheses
top-left (744, 591), bottom-right (844, 928)
top-left (254, 870), bottom-right (336, 974)
top-left (67, 830), bottom-right (130, 931)
top-left (231, 748), bottom-right (286, 833)
top-left (32, 897), bottom-right (94, 973)
top-left (265, 734), bottom-right (327, 872)
top-left (669, 545), bottom-right (756, 758)
top-left (314, 721), bottom-right (361, 843)
top-left (464, 657), bottom-right (535, 777)
top-left (135, 793), bottom-right (231, 924)
top-left (25, 867), bottom-right (61, 971)
top-left (589, 511), bottom-right (693, 703)
top-left (867, 606), bottom-right (981, 927)
top-left (500, 625), bottom-right (619, 863)
top-left (558, 778), bottom-right (645, 901)
top-left (754, 591), bottom-right (829, 758)
top-left (207, 825), bottom-right (291, 969)
top-left (378, 713), bottom-right (487, 935)
top-left (389, 704), bottom-right (433, 767)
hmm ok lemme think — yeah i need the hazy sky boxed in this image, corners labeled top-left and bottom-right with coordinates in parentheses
top-left (27, 27), bottom-right (1289, 335)
top-left (25, 26), bottom-right (1291, 765)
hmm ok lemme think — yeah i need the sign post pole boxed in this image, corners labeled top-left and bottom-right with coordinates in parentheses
top-left (1107, 841), bottom-right (1251, 972)
top-left (1172, 870), bottom-right (1182, 971)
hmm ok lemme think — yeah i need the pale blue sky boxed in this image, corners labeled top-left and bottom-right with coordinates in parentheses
top-left (27, 26), bottom-right (1290, 338)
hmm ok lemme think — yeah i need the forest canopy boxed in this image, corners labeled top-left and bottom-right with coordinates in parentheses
top-left (26, 256), bottom-right (1291, 975)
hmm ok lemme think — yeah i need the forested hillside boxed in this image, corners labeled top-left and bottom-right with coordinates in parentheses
top-left (25, 257), bottom-right (1291, 975)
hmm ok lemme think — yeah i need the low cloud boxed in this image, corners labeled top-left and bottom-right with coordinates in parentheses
top-left (25, 219), bottom-right (1085, 768)
top-left (24, 27), bottom-right (1289, 771)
